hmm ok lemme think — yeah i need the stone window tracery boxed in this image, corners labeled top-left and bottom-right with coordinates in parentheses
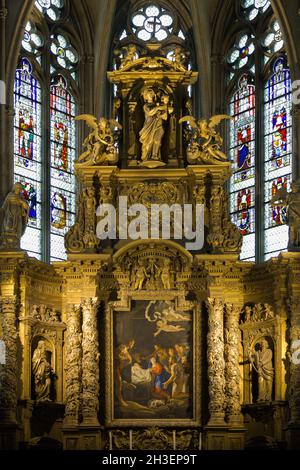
top-left (13, 0), bottom-right (79, 260)
top-left (227, 1), bottom-right (292, 261)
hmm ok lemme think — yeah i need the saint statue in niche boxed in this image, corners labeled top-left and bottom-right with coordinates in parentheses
top-left (32, 340), bottom-right (53, 401)
top-left (139, 88), bottom-right (173, 168)
top-left (250, 338), bottom-right (274, 402)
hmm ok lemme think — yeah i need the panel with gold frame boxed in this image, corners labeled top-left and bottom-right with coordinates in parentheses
top-left (105, 295), bottom-right (200, 427)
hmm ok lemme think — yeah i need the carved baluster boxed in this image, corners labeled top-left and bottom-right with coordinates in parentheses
top-left (81, 298), bottom-right (100, 425)
top-left (206, 298), bottom-right (226, 425)
top-left (64, 304), bottom-right (82, 426)
top-left (224, 303), bottom-right (243, 425)
top-left (0, 297), bottom-right (18, 423)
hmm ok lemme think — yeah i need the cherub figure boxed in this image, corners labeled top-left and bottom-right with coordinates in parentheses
top-left (169, 47), bottom-right (186, 70)
top-left (133, 260), bottom-right (148, 290)
top-left (120, 45), bottom-right (138, 68)
top-left (153, 318), bottom-right (186, 337)
top-left (179, 114), bottom-right (232, 164)
top-left (75, 114), bottom-right (122, 165)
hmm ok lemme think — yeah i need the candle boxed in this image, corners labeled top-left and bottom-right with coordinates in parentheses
top-left (199, 432), bottom-right (202, 450)
top-left (129, 429), bottom-right (133, 450)
top-left (173, 430), bottom-right (176, 450)
top-left (109, 431), bottom-right (112, 451)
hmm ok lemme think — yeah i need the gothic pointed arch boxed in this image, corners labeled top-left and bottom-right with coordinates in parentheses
top-left (9, 0), bottom-right (93, 261)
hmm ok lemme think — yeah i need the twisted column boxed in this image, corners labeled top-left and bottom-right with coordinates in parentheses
top-left (64, 304), bottom-right (82, 426)
top-left (81, 298), bottom-right (100, 425)
top-left (206, 298), bottom-right (226, 425)
top-left (0, 297), bottom-right (18, 423)
top-left (224, 303), bottom-right (243, 425)
top-left (288, 299), bottom-right (300, 425)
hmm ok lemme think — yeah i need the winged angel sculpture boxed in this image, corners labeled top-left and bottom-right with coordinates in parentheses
top-left (179, 114), bottom-right (232, 164)
top-left (75, 114), bottom-right (122, 165)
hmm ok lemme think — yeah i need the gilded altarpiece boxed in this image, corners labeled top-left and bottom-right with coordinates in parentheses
top-left (1, 42), bottom-right (300, 452)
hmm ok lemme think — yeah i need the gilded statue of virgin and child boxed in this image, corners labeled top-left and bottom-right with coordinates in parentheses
top-left (139, 87), bottom-right (174, 168)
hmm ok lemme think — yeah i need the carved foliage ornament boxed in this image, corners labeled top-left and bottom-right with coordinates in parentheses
top-left (0, 298), bottom-right (18, 413)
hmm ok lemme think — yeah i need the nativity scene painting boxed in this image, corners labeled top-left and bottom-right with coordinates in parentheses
top-left (113, 300), bottom-right (193, 421)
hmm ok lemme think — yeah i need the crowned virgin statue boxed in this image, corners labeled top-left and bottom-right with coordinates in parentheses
top-left (139, 88), bottom-right (173, 168)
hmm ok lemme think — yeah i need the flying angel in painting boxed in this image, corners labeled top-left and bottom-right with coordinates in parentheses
top-left (153, 318), bottom-right (186, 337)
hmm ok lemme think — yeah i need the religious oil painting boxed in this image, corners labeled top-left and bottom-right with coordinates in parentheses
top-left (112, 300), bottom-right (194, 423)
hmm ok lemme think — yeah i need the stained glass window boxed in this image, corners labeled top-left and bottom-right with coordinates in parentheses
top-left (227, 33), bottom-right (255, 70)
top-left (227, 1), bottom-right (292, 262)
top-left (229, 74), bottom-right (256, 260)
top-left (14, 1), bottom-right (79, 262)
top-left (115, 2), bottom-right (188, 50)
top-left (50, 75), bottom-right (76, 261)
top-left (14, 58), bottom-right (42, 258)
top-left (264, 57), bottom-right (292, 259)
top-left (131, 4), bottom-right (174, 42)
top-left (241, 0), bottom-right (271, 20)
top-left (35, 0), bottom-right (65, 21)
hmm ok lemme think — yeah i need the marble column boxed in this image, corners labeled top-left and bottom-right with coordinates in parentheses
top-left (81, 298), bottom-right (100, 425)
top-left (224, 303), bottom-right (243, 426)
top-left (206, 298), bottom-right (226, 425)
top-left (64, 304), bottom-right (82, 426)
top-left (0, 297), bottom-right (18, 423)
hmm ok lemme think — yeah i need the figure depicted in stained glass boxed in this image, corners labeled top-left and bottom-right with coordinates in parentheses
top-left (271, 177), bottom-right (288, 226)
top-left (21, 181), bottom-right (37, 220)
top-left (51, 192), bottom-right (67, 229)
top-left (15, 59), bottom-right (39, 167)
top-left (268, 58), bottom-right (290, 101)
top-left (267, 58), bottom-right (291, 169)
top-left (75, 115), bottom-right (122, 165)
top-left (237, 125), bottom-right (251, 173)
top-left (272, 107), bottom-right (287, 165)
top-left (232, 75), bottom-right (255, 179)
top-left (15, 58), bottom-right (37, 100)
top-left (51, 76), bottom-right (72, 174)
top-left (0, 182), bottom-right (29, 249)
top-left (18, 107), bottom-right (34, 160)
top-left (237, 189), bottom-right (251, 235)
top-left (53, 118), bottom-right (69, 172)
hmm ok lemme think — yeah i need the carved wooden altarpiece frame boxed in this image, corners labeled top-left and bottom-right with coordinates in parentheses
top-left (105, 288), bottom-right (201, 428)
